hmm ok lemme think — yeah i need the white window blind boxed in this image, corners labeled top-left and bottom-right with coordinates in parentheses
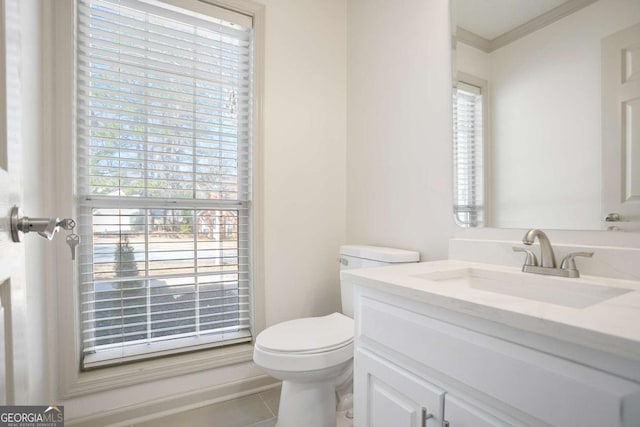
top-left (76, 0), bottom-right (254, 368)
top-left (453, 81), bottom-right (484, 227)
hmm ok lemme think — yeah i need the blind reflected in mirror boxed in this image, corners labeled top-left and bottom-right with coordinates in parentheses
top-left (453, 80), bottom-right (485, 228)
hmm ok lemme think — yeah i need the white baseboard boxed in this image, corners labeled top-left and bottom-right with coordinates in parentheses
top-left (66, 374), bottom-right (279, 427)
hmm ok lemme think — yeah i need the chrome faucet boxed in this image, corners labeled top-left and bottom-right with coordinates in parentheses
top-left (522, 229), bottom-right (557, 268)
top-left (513, 229), bottom-right (593, 278)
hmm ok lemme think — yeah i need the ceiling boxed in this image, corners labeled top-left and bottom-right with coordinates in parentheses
top-left (456, 0), bottom-right (571, 40)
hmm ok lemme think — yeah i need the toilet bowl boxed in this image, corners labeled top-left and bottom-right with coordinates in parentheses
top-left (253, 245), bottom-right (419, 427)
top-left (254, 313), bottom-right (354, 427)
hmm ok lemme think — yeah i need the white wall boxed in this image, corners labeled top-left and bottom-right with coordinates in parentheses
top-left (456, 0), bottom-right (640, 229)
top-left (263, 0), bottom-right (346, 325)
top-left (346, 0), bottom-right (453, 262)
top-left (455, 42), bottom-right (488, 80)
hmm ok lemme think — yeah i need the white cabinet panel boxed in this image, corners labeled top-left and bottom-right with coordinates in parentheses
top-left (369, 379), bottom-right (418, 427)
top-left (355, 348), bottom-right (444, 427)
top-left (444, 395), bottom-right (527, 427)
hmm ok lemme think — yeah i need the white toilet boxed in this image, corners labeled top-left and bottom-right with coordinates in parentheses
top-left (253, 245), bottom-right (419, 427)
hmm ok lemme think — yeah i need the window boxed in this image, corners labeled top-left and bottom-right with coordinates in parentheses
top-left (76, 0), bottom-right (254, 368)
top-left (453, 79), bottom-right (485, 227)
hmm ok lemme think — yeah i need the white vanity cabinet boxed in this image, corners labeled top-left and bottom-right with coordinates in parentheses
top-left (352, 285), bottom-right (640, 427)
top-left (355, 347), bottom-right (521, 427)
top-left (355, 348), bottom-right (444, 426)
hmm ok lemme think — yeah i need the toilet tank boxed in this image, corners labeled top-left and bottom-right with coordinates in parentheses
top-left (339, 245), bottom-right (419, 317)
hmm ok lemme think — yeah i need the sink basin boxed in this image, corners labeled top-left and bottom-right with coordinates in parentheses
top-left (413, 268), bottom-right (632, 308)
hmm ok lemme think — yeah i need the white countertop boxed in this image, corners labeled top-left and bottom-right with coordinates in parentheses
top-left (341, 260), bottom-right (640, 361)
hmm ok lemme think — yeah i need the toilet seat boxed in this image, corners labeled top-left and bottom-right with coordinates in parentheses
top-left (254, 313), bottom-right (354, 372)
top-left (257, 312), bottom-right (353, 353)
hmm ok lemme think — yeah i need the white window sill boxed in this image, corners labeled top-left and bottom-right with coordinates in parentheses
top-left (61, 342), bottom-right (255, 398)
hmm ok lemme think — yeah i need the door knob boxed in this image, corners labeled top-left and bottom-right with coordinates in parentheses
top-left (10, 206), bottom-right (76, 242)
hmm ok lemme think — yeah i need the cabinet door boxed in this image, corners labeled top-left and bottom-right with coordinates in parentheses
top-left (444, 394), bottom-right (528, 427)
top-left (355, 348), bottom-right (444, 427)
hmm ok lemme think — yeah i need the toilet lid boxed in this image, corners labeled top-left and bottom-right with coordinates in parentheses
top-left (256, 313), bottom-right (353, 354)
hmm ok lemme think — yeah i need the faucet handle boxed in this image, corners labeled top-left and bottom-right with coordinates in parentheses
top-left (512, 246), bottom-right (538, 266)
top-left (560, 252), bottom-right (594, 272)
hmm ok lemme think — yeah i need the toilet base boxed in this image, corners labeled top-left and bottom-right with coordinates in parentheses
top-left (276, 378), bottom-right (337, 427)
top-left (336, 409), bottom-right (354, 427)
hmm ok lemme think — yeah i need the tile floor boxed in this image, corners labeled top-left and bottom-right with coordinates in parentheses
top-left (133, 387), bottom-right (280, 427)
top-left (132, 386), bottom-right (354, 427)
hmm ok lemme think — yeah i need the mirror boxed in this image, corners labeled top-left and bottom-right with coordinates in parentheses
top-left (452, 0), bottom-right (640, 230)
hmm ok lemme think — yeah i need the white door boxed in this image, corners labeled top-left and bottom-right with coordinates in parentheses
top-left (602, 23), bottom-right (640, 229)
top-left (354, 348), bottom-right (445, 427)
top-left (0, 0), bottom-right (28, 404)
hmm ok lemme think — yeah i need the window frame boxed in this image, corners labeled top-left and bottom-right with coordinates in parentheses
top-left (76, 0), bottom-right (254, 369)
top-left (453, 71), bottom-right (490, 228)
top-left (45, 0), bottom-right (265, 397)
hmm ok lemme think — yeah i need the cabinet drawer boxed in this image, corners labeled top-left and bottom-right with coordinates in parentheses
top-left (358, 296), bottom-right (640, 427)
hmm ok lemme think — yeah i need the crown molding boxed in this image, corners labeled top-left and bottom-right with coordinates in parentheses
top-left (456, 0), bottom-right (598, 53)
